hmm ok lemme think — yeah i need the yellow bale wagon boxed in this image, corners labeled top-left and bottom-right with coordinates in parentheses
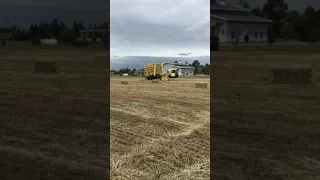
top-left (143, 62), bottom-right (178, 81)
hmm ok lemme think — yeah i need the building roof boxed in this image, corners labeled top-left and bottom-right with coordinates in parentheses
top-left (211, 14), bottom-right (273, 23)
top-left (211, 2), bottom-right (272, 23)
top-left (211, 3), bottom-right (250, 12)
top-left (164, 62), bottom-right (190, 66)
top-left (174, 66), bottom-right (194, 69)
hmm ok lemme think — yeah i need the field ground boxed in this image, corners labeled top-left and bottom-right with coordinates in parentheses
top-left (110, 76), bottom-right (210, 179)
top-left (212, 44), bottom-right (320, 179)
top-left (0, 45), bottom-right (109, 179)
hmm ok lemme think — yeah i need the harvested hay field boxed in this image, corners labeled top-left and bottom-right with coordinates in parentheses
top-left (110, 76), bottom-right (210, 179)
top-left (0, 44), bottom-right (109, 179)
top-left (212, 44), bottom-right (320, 179)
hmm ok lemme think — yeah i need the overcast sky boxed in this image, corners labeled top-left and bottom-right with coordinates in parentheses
top-left (110, 0), bottom-right (210, 69)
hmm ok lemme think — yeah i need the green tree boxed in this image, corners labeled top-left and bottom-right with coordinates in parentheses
top-left (302, 6), bottom-right (318, 42)
top-left (285, 10), bottom-right (303, 40)
top-left (262, 0), bottom-right (289, 36)
top-left (267, 25), bottom-right (275, 44)
top-left (280, 21), bottom-right (295, 42)
top-left (191, 60), bottom-right (200, 75)
top-left (239, 0), bottom-right (250, 9)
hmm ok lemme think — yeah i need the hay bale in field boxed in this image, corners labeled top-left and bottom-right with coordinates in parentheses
top-left (33, 61), bottom-right (57, 74)
top-left (195, 82), bottom-right (207, 88)
top-left (271, 67), bottom-right (312, 84)
top-left (121, 81), bottom-right (128, 85)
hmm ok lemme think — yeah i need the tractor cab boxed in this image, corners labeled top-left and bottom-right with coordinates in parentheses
top-left (168, 68), bottom-right (179, 78)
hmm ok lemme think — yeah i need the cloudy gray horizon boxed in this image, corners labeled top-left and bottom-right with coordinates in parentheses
top-left (110, 56), bottom-right (210, 70)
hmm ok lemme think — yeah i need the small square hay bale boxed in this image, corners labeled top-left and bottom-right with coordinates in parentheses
top-left (33, 61), bottom-right (57, 74)
top-left (271, 67), bottom-right (312, 84)
top-left (121, 81), bottom-right (128, 85)
top-left (195, 82), bottom-right (207, 88)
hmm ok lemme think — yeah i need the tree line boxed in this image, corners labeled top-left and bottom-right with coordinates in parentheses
top-left (111, 60), bottom-right (210, 76)
top-left (10, 18), bottom-right (109, 45)
top-left (238, 0), bottom-right (320, 43)
top-left (111, 68), bottom-right (141, 76)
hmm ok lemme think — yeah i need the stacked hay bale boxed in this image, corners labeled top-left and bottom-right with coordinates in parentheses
top-left (195, 82), bottom-right (207, 88)
top-left (271, 67), bottom-right (312, 84)
top-left (33, 61), bottom-right (58, 74)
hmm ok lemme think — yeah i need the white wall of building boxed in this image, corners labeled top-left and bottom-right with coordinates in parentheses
top-left (214, 19), bottom-right (269, 44)
top-left (178, 68), bottom-right (194, 76)
top-left (40, 38), bottom-right (58, 45)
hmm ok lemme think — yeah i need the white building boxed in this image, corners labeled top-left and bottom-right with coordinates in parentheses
top-left (79, 29), bottom-right (107, 43)
top-left (0, 27), bottom-right (12, 46)
top-left (163, 62), bottom-right (195, 76)
top-left (211, 1), bottom-right (273, 44)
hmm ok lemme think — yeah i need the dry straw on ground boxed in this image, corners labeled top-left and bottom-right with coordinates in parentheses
top-left (110, 76), bottom-right (210, 180)
top-left (1, 43), bottom-right (109, 179)
top-left (33, 61), bottom-right (57, 74)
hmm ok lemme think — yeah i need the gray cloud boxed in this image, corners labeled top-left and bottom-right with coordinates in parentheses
top-left (178, 53), bottom-right (192, 56)
top-left (110, 0), bottom-right (210, 57)
top-left (110, 0), bottom-right (210, 69)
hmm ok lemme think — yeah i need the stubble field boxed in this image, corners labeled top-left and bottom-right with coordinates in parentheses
top-left (211, 45), bottom-right (320, 180)
top-left (110, 76), bottom-right (210, 180)
top-left (3, 42), bottom-right (319, 180)
top-left (0, 44), bottom-right (109, 179)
